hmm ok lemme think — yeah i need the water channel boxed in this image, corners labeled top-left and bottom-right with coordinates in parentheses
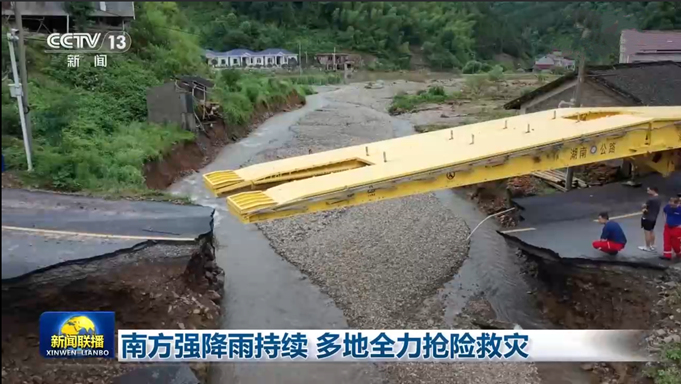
top-left (170, 85), bottom-right (590, 384)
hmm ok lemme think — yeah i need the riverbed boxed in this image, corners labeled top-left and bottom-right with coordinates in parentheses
top-left (169, 81), bottom-right (587, 384)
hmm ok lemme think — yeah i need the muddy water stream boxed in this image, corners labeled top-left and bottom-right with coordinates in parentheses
top-left (171, 89), bottom-right (383, 384)
top-left (171, 84), bottom-right (588, 384)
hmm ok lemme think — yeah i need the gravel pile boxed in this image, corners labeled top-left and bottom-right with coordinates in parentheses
top-left (251, 102), bottom-right (469, 328)
top-left (248, 85), bottom-right (540, 383)
top-left (260, 195), bottom-right (469, 329)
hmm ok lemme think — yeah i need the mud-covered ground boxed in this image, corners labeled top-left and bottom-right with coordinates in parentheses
top-left (1, 240), bottom-right (223, 384)
top-left (248, 82), bottom-right (540, 383)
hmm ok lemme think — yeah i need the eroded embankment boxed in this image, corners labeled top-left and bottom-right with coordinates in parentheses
top-left (513, 244), bottom-right (680, 383)
top-left (144, 93), bottom-right (305, 190)
top-left (1, 236), bottom-right (223, 384)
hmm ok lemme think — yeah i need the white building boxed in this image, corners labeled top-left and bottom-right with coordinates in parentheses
top-left (205, 48), bottom-right (298, 69)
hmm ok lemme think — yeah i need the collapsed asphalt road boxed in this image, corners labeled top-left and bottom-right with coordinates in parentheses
top-left (1, 188), bottom-right (214, 280)
top-left (1, 189), bottom-right (221, 384)
top-left (503, 172), bottom-right (681, 270)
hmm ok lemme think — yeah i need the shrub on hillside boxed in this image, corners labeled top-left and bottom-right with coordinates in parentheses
top-left (21, 120), bottom-right (192, 192)
top-left (462, 60), bottom-right (483, 74)
top-left (463, 75), bottom-right (488, 95)
top-left (551, 66), bottom-right (569, 75)
top-left (388, 85), bottom-right (450, 114)
top-left (487, 65), bottom-right (505, 82)
top-left (218, 69), bottom-right (243, 89)
top-left (427, 85), bottom-right (446, 96)
top-left (536, 72), bottom-right (548, 84)
top-left (215, 90), bottom-right (253, 125)
top-left (1, 84), bottom-right (20, 136)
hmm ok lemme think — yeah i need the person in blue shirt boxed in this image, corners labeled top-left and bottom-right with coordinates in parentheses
top-left (592, 212), bottom-right (627, 255)
top-left (662, 197), bottom-right (681, 260)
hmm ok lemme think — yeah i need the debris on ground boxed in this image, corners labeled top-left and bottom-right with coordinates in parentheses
top-left (577, 163), bottom-right (621, 186)
top-left (530, 170), bottom-right (588, 191)
top-left (468, 174), bottom-right (570, 228)
top-left (365, 80), bottom-right (385, 89)
top-left (1, 172), bottom-right (22, 189)
top-left (644, 268), bottom-right (681, 384)
top-left (507, 176), bottom-right (541, 198)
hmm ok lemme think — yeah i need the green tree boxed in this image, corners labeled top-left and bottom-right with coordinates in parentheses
top-left (64, 2), bottom-right (94, 31)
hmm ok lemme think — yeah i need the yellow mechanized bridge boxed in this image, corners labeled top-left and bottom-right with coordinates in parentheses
top-left (204, 107), bottom-right (681, 224)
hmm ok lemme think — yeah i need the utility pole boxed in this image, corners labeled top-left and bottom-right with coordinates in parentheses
top-left (7, 30), bottom-right (33, 171)
top-left (573, 50), bottom-right (586, 108)
top-left (332, 46), bottom-right (336, 71)
top-left (298, 41), bottom-right (302, 75)
top-left (565, 49), bottom-right (586, 191)
top-left (14, 2), bottom-right (33, 152)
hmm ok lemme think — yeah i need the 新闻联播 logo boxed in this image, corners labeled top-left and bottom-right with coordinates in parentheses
top-left (40, 312), bottom-right (115, 358)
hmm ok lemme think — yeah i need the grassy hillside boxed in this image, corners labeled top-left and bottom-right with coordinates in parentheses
top-left (1, 3), bottom-right (337, 195)
top-left (2, 1), bottom-right (679, 194)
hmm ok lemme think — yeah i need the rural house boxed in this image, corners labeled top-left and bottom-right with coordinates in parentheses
top-left (146, 76), bottom-right (215, 132)
top-left (504, 61), bottom-right (681, 114)
top-left (619, 29), bottom-right (681, 63)
top-left (204, 48), bottom-right (298, 69)
top-left (505, 60), bottom-right (681, 188)
top-left (1, 2), bottom-right (135, 32)
top-left (533, 51), bottom-right (576, 72)
top-left (315, 52), bottom-right (355, 71)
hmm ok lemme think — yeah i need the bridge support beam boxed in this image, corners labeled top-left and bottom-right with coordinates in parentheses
top-left (632, 150), bottom-right (678, 177)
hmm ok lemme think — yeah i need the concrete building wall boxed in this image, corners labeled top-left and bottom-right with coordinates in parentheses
top-left (621, 53), bottom-right (681, 63)
top-left (146, 82), bottom-right (196, 131)
top-left (524, 82), bottom-right (635, 114)
top-left (208, 54), bottom-right (298, 68)
top-left (147, 83), bottom-right (182, 126)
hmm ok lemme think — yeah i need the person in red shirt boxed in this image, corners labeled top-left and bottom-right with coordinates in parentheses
top-left (662, 197), bottom-right (681, 260)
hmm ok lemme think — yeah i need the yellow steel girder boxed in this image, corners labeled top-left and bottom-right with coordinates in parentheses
top-left (632, 150), bottom-right (678, 176)
top-left (204, 107), bottom-right (681, 224)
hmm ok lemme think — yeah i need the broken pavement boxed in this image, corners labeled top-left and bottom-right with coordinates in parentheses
top-left (501, 173), bottom-right (681, 270)
top-left (1, 189), bottom-right (221, 384)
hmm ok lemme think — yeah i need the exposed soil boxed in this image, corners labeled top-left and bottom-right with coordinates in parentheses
top-left (462, 175), bottom-right (552, 228)
top-left (1, 172), bottom-right (23, 189)
top-left (1, 237), bottom-right (223, 384)
top-left (519, 252), bottom-right (661, 330)
top-left (516, 249), bottom-right (681, 384)
top-left (144, 93), bottom-right (305, 190)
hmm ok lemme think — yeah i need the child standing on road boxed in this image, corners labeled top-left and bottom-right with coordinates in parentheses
top-left (661, 197), bottom-right (681, 260)
top-left (638, 186), bottom-right (661, 252)
top-left (593, 212), bottom-right (627, 255)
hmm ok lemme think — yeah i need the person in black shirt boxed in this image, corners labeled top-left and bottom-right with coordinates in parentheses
top-left (639, 186), bottom-right (661, 252)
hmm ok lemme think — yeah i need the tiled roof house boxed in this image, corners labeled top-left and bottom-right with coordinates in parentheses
top-left (619, 29), bottom-right (681, 63)
top-left (505, 61), bottom-right (681, 113)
